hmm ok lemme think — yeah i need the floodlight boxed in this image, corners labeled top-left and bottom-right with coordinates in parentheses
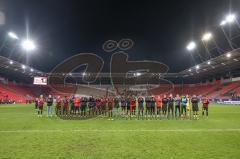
top-left (22, 65), bottom-right (26, 69)
top-left (30, 68), bottom-right (34, 72)
top-left (196, 65), bottom-right (200, 69)
top-left (8, 32), bottom-right (19, 40)
top-left (202, 32), bottom-right (212, 41)
top-left (136, 72), bottom-right (141, 76)
top-left (207, 61), bottom-right (211, 65)
top-left (21, 39), bottom-right (36, 51)
top-left (233, 58), bottom-right (239, 62)
top-left (220, 20), bottom-right (227, 26)
top-left (9, 60), bottom-right (13, 64)
top-left (186, 41), bottom-right (196, 51)
top-left (226, 14), bottom-right (236, 23)
top-left (188, 69), bottom-right (192, 72)
top-left (226, 53), bottom-right (231, 58)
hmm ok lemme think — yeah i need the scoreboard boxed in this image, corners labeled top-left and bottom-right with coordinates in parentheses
top-left (33, 77), bottom-right (47, 85)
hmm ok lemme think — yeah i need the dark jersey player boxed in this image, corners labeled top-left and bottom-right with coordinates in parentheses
top-left (168, 94), bottom-right (174, 119)
top-left (145, 96), bottom-right (151, 118)
top-left (162, 95), bottom-right (168, 118)
top-left (191, 95), bottom-right (199, 120)
top-left (80, 97), bottom-right (88, 117)
top-left (120, 96), bottom-right (127, 115)
top-left (34, 98), bottom-right (38, 110)
top-left (88, 96), bottom-right (96, 116)
top-left (137, 96), bottom-right (144, 119)
top-left (114, 96), bottom-right (120, 112)
top-left (46, 95), bottom-right (53, 117)
top-left (150, 96), bottom-right (156, 119)
top-left (126, 96), bottom-right (131, 116)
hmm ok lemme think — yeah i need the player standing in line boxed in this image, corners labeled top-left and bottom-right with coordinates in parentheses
top-left (80, 96), bottom-right (87, 117)
top-left (88, 96), bottom-right (95, 116)
top-left (46, 95), bottom-right (53, 117)
top-left (95, 96), bottom-right (102, 115)
top-left (37, 95), bottom-right (44, 117)
top-left (120, 96), bottom-right (127, 116)
top-left (145, 96), bottom-right (151, 119)
top-left (186, 94), bottom-right (191, 118)
top-left (34, 97), bottom-right (39, 112)
top-left (130, 95), bottom-right (136, 118)
top-left (56, 96), bottom-right (62, 116)
top-left (202, 95), bottom-right (210, 118)
top-left (155, 95), bottom-right (162, 119)
top-left (161, 95), bottom-right (168, 119)
top-left (174, 94), bottom-right (181, 119)
top-left (73, 96), bottom-right (80, 115)
top-left (107, 97), bottom-right (114, 120)
top-left (168, 94), bottom-right (174, 119)
top-left (101, 96), bottom-right (107, 117)
top-left (126, 96), bottom-right (131, 117)
top-left (150, 95), bottom-right (156, 119)
top-left (137, 96), bottom-right (144, 120)
top-left (69, 95), bottom-right (75, 114)
top-left (191, 95), bottom-right (199, 120)
top-left (181, 95), bottom-right (188, 118)
top-left (62, 96), bottom-right (69, 116)
top-left (113, 96), bottom-right (120, 117)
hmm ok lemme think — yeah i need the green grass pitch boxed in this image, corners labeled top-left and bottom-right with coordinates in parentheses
top-left (0, 104), bottom-right (240, 159)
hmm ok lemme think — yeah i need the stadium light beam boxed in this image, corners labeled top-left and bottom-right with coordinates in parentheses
top-left (202, 32), bottom-right (212, 41)
top-left (8, 32), bottom-right (19, 40)
top-left (21, 39), bottom-right (36, 52)
top-left (186, 41), bottom-right (196, 51)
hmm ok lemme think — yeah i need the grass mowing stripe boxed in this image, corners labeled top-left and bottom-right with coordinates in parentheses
top-left (1, 128), bottom-right (240, 133)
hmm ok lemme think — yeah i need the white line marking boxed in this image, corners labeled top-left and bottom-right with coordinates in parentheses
top-left (0, 129), bottom-right (240, 133)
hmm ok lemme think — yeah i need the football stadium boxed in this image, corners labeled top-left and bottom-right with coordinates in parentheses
top-left (0, 0), bottom-right (240, 159)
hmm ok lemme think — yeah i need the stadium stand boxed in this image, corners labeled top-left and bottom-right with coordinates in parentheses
top-left (1, 79), bottom-right (239, 103)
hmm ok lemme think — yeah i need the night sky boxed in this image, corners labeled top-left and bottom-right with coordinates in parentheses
top-left (0, 0), bottom-right (239, 73)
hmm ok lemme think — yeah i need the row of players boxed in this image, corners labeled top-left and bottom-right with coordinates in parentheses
top-left (35, 94), bottom-right (210, 119)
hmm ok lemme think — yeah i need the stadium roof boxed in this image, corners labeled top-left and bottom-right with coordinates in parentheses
top-left (0, 56), bottom-right (43, 76)
top-left (0, 56), bottom-right (44, 82)
top-left (179, 49), bottom-right (240, 79)
top-left (0, 48), bottom-right (240, 84)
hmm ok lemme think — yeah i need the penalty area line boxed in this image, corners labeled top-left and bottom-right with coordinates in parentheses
top-left (0, 129), bottom-right (240, 133)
